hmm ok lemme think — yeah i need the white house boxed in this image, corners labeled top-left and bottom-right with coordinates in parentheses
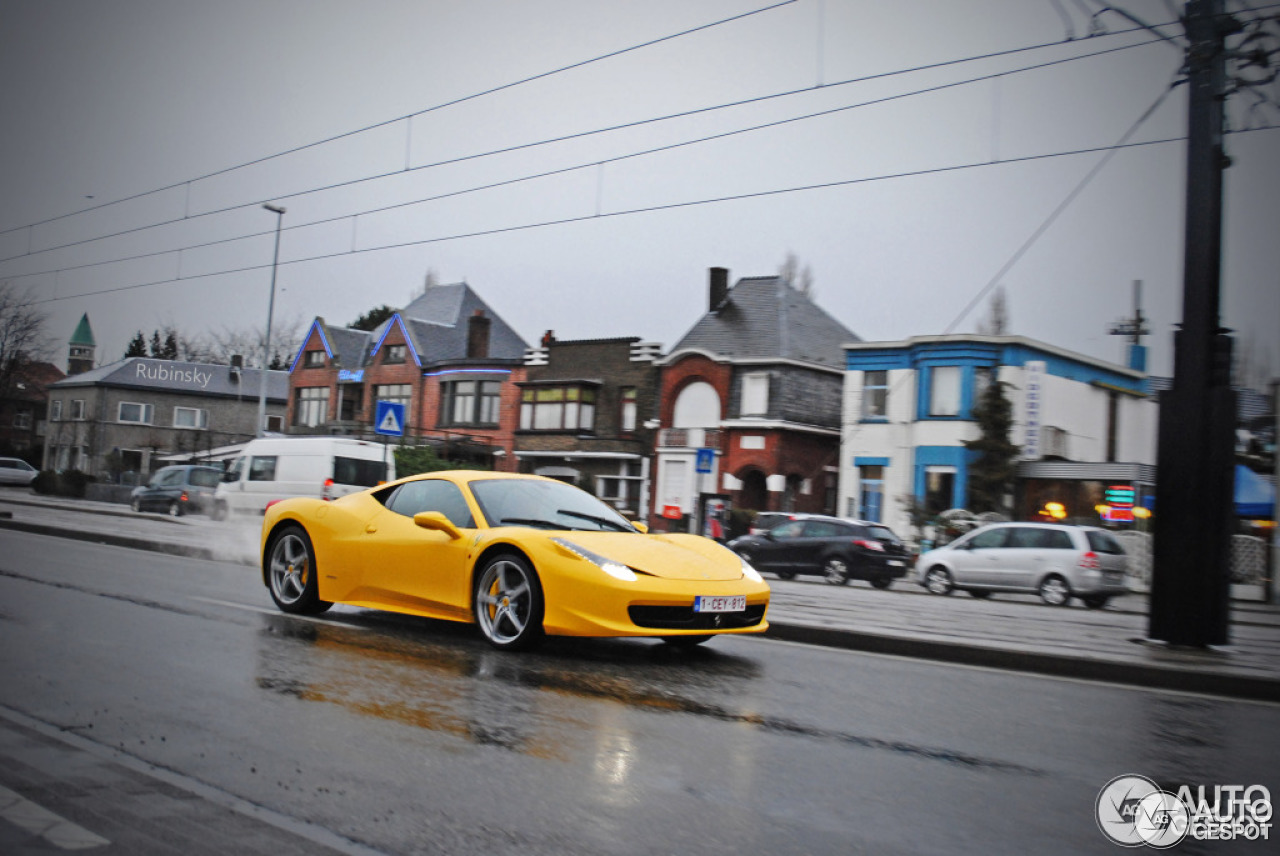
top-left (841, 335), bottom-right (1157, 537)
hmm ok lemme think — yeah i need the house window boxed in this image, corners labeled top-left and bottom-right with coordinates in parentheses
top-left (117, 402), bottom-right (154, 424)
top-left (595, 460), bottom-right (643, 513)
top-left (862, 370), bottom-right (888, 419)
top-left (173, 406), bottom-right (208, 429)
top-left (375, 384), bottom-right (412, 406)
top-left (71, 400), bottom-right (85, 420)
top-left (12, 410), bottom-right (32, 430)
top-left (265, 415), bottom-right (284, 433)
top-left (440, 380), bottom-right (501, 427)
top-left (741, 373), bottom-right (769, 417)
top-left (294, 387), bottom-right (329, 427)
top-left (859, 465), bottom-right (885, 522)
top-left (50, 400), bottom-right (62, 422)
top-left (519, 385), bottom-right (595, 432)
top-left (928, 366), bottom-right (961, 417)
top-left (620, 387), bottom-right (637, 433)
top-left (303, 350), bottom-right (326, 368)
top-left (382, 344), bottom-right (407, 364)
top-left (924, 467), bottom-right (955, 514)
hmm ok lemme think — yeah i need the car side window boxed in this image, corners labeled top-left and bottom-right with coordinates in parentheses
top-left (1006, 527), bottom-right (1046, 548)
top-left (223, 457), bottom-right (244, 482)
top-left (804, 521), bottom-right (845, 538)
top-left (1042, 529), bottom-right (1074, 549)
top-left (160, 470), bottom-right (183, 487)
top-left (772, 521), bottom-right (806, 539)
top-left (968, 528), bottom-right (1009, 549)
top-left (1087, 530), bottom-right (1125, 554)
top-left (387, 480), bottom-right (474, 528)
top-left (248, 456), bottom-right (278, 482)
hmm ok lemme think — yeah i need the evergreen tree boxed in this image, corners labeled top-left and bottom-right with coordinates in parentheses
top-left (124, 331), bottom-right (147, 358)
top-left (962, 374), bottom-right (1020, 514)
top-left (161, 330), bottom-right (179, 360)
top-left (149, 330), bottom-right (162, 357)
top-left (350, 305), bottom-right (396, 332)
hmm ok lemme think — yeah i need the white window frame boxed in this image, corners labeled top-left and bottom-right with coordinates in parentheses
top-left (71, 399), bottom-right (86, 421)
top-left (862, 370), bottom-right (888, 419)
top-left (173, 406), bottom-right (209, 430)
top-left (117, 401), bottom-right (154, 425)
top-left (928, 366), bottom-right (962, 417)
top-left (294, 387), bottom-right (329, 428)
top-left (50, 400), bottom-right (62, 422)
top-left (741, 372), bottom-right (769, 417)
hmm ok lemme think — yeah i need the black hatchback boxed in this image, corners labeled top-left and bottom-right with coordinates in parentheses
top-left (728, 516), bottom-right (912, 587)
top-left (130, 465), bottom-right (223, 516)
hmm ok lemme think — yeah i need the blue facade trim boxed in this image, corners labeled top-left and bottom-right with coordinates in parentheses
top-left (999, 342), bottom-right (1145, 395)
top-left (288, 320), bottom-right (334, 373)
top-left (854, 456), bottom-right (890, 467)
top-left (913, 446), bottom-right (973, 509)
top-left (845, 349), bottom-right (912, 371)
top-left (370, 314), bottom-right (423, 368)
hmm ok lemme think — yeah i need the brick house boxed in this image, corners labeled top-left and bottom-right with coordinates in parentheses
top-left (287, 282), bottom-right (529, 469)
top-left (513, 333), bottom-right (663, 519)
top-left (651, 268), bottom-right (859, 531)
top-left (0, 359), bottom-right (65, 464)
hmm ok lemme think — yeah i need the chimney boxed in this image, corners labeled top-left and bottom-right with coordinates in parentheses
top-left (229, 354), bottom-right (243, 381)
top-left (467, 309), bottom-right (491, 358)
top-left (709, 267), bottom-right (729, 312)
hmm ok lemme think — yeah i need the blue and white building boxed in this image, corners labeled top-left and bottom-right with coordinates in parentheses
top-left (841, 335), bottom-right (1157, 536)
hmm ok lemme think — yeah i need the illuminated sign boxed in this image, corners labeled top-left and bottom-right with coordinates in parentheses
top-left (1023, 361), bottom-right (1046, 458)
top-left (338, 369), bottom-right (364, 383)
top-left (1101, 485), bottom-right (1134, 522)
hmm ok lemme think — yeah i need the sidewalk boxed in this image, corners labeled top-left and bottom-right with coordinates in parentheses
top-left (2, 489), bottom-right (1278, 702)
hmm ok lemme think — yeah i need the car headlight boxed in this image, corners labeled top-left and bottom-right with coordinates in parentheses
top-left (740, 555), bottom-right (764, 583)
top-left (551, 538), bottom-right (638, 582)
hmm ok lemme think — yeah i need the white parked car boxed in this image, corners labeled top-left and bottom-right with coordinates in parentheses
top-left (212, 437), bottom-right (394, 520)
top-left (916, 522), bottom-right (1128, 609)
top-left (0, 457), bottom-right (38, 486)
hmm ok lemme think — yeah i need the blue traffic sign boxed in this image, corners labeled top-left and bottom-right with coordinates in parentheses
top-left (695, 447), bottom-right (715, 473)
top-left (374, 400), bottom-right (406, 437)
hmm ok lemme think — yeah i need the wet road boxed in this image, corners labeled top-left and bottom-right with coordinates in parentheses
top-left (1, 529), bottom-right (1277, 855)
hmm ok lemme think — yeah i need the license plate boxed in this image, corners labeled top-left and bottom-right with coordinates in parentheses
top-left (887, 560), bottom-right (904, 567)
top-left (694, 595), bottom-right (746, 613)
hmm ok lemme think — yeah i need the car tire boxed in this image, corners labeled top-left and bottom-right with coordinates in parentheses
top-left (823, 557), bottom-right (850, 586)
top-left (266, 525), bottom-right (333, 615)
top-left (211, 501), bottom-right (227, 522)
top-left (1082, 594), bottom-right (1110, 610)
top-left (474, 553), bottom-right (544, 651)
top-left (131, 497), bottom-right (142, 513)
top-left (775, 571), bottom-right (797, 581)
top-left (924, 566), bottom-right (954, 596)
top-left (969, 589), bottom-right (991, 599)
top-left (869, 576), bottom-right (892, 590)
top-left (168, 500), bottom-right (182, 518)
top-left (1039, 574), bottom-right (1071, 606)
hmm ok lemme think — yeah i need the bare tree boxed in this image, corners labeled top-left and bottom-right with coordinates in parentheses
top-left (205, 316), bottom-right (304, 369)
top-left (778, 252), bottom-right (815, 298)
top-left (977, 285), bottom-right (1010, 335)
top-left (0, 282), bottom-right (53, 400)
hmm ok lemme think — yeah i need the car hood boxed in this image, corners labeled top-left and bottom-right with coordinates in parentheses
top-left (552, 531), bottom-right (745, 582)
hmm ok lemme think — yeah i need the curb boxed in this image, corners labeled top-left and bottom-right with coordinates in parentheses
top-left (4, 516), bottom-right (1277, 703)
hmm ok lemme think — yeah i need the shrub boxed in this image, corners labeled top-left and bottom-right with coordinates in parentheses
top-left (31, 469), bottom-right (95, 498)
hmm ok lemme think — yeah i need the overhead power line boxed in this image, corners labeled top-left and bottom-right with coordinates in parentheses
top-left (0, 18), bottom-right (1173, 268)
top-left (5, 35), bottom-right (1166, 284)
top-left (0, 0), bottom-right (799, 240)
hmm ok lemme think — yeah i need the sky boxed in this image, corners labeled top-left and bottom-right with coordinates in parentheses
top-left (1, 0), bottom-right (1277, 385)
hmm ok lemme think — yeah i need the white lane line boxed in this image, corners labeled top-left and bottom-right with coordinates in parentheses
top-left (0, 783), bottom-right (110, 850)
top-left (189, 597), bottom-right (369, 630)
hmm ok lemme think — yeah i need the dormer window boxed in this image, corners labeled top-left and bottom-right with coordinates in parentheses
top-left (383, 344), bottom-right (407, 364)
top-left (303, 350), bottom-right (326, 368)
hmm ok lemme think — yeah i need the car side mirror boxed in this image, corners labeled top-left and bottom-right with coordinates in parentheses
top-left (631, 521), bottom-right (649, 534)
top-left (413, 511), bottom-right (462, 539)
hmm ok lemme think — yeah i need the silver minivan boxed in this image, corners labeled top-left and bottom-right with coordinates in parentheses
top-left (916, 522), bottom-right (1128, 608)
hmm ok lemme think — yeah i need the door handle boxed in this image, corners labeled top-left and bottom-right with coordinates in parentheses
top-left (365, 524), bottom-right (378, 534)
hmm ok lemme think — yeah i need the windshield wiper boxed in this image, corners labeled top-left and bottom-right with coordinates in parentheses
top-left (557, 509), bottom-right (631, 532)
top-left (498, 517), bottom-right (565, 529)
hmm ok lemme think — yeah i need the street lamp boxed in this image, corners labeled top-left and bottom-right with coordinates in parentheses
top-left (258, 203), bottom-right (286, 437)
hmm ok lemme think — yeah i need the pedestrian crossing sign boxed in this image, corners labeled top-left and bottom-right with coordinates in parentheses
top-left (374, 400), bottom-right (405, 437)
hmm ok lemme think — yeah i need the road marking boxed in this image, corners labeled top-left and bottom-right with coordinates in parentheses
top-left (0, 783), bottom-right (110, 850)
top-left (189, 596), bottom-right (369, 630)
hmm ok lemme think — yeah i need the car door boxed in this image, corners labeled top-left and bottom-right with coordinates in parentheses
top-left (358, 478), bottom-right (477, 619)
top-left (949, 526), bottom-right (1010, 587)
top-left (798, 520), bottom-right (848, 573)
top-left (751, 520), bottom-right (807, 573)
top-left (996, 526), bottom-right (1051, 591)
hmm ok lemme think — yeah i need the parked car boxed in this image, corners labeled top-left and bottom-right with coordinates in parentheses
top-left (214, 437), bottom-right (394, 520)
top-left (748, 511), bottom-right (822, 536)
top-left (728, 516), bottom-right (912, 587)
top-left (915, 522), bottom-right (1128, 608)
top-left (130, 465), bottom-right (223, 516)
top-left (261, 471), bottom-right (769, 650)
top-left (0, 457), bottom-right (38, 486)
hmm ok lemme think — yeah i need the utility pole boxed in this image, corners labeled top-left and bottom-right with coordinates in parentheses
top-left (1149, 0), bottom-right (1239, 646)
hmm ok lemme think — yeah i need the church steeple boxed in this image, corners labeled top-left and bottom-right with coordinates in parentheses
top-left (68, 313), bottom-right (96, 375)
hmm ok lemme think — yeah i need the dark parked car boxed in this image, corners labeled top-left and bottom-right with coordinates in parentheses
top-left (130, 465), bottom-right (222, 516)
top-left (747, 511), bottom-right (823, 536)
top-left (729, 516), bottom-right (912, 587)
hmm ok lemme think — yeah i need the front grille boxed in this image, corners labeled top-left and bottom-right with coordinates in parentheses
top-left (628, 603), bottom-right (767, 630)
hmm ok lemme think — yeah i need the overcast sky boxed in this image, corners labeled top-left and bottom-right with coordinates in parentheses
top-left (1, 0), bottom-right (1277, 383)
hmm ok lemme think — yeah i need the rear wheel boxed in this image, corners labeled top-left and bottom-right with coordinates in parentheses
top-left (1082, 594), bottom-right (1110, 610)
top-left (168, 500), bottom-right (182, 518)
top-left (969, 589), bottom-right (991, 599)
top-left (1039, 574), bottom-right (1071, 606)
top-left (266, 525), bottom-right (332, 615)
top-left (775, 570), bottom-right (797, 581)
top-left (823, 557), bottom-right (850, 586)
top-left (869, 576), bottom-right (892, 590)
top-left (924, 566), bottom-right (953, 596)
top-left (474, 554), bottom-right (544, 651)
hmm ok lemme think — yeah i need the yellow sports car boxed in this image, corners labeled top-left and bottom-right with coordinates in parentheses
top-left (260, 470), bottom-right (769, 650)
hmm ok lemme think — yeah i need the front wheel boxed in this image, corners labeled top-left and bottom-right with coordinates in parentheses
top-left (869, 576), bottom-right (892, 590)
top-left (266, 525), bottom-right (332, 615)
top-left (474, 554), bottom-right (544, 651)
top-left (1039, 574), bottom-right (1071, 606)
top-left (823, 557), bottom-right (850, 586)
top-left (774, 570), bottom-right (797, 581)
top-left (924, 566), bottom-right (953, 596)
top-left (130, 497), bottom-right (142, 513)
top-left (168, 500), bottom-right (182, 518)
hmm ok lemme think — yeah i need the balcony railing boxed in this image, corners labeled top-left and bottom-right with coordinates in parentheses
top-left (658, 428), bottom-right (722, 449)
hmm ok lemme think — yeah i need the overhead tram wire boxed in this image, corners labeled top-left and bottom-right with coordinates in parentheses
top-left (31, 130), bottom-right (1202, 307)
top-left (8, 35), bottom-right (1167, 285)
top-left (0, 18), bottom-right (1176, 268)
top-left (0, 0), bottom-right (797, 240)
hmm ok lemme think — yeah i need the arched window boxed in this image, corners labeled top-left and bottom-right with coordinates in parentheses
top-left (673, 381), bottom-right (720, 428)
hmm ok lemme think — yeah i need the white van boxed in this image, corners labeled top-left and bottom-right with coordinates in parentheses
top-left (212, 437), bottom-right (395, 519)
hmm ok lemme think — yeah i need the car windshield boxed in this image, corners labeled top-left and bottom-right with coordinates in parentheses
top-left (190, 469), bottom-right (221, 488)
top-left (470, 478), bottom-right (635, 532)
